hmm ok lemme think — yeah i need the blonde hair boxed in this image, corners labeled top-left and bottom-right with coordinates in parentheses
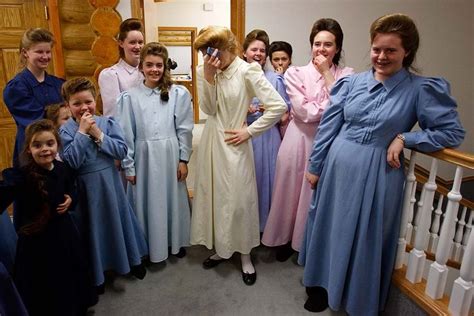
top-left (19, 28), bottom-right (55, 70)
top-left (193, 26), bottom-right (240, 55)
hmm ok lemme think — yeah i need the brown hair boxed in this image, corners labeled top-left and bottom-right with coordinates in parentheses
top-left (44, 102), bottom-right (67, 128)
top-left (194, 26), bottom-right (241, 55)
top-left (309, 18), bottom-right (344, 66)
top-left (19, 28), bottom-right (55, 70)
top-left (19, 119), bottom-right (61, 235)
top-left (269, 41), bottom-right (293, 60)
top-left (370, 13), bottom-right (419, 70)
top-left (243, 29), bottom-right (270, 58)
top-left (61, 77), bottom-right (97, 102)
top-left (118, 18), bottom-right (144, 58)
top-left (139, 42), bottom-right (173, 101)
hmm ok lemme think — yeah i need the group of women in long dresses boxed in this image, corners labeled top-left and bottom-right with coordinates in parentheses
top-left (1, 11), bottom-right (466, 316)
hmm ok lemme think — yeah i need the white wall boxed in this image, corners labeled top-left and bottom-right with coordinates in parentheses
top-left (247, 0), bottom-right (473, 178)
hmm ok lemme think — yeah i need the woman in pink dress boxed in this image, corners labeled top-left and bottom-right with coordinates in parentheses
top-left (262, 18), bottom-right (354, 261)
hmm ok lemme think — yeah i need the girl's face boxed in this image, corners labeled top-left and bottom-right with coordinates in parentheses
top-left (270, 51), bottom-right (291, 73)
top-left (244, 40), bottom-right (267, 67)
top-left (57, 107), bottom-right (71, 127)
top-left (142, 54), bottom-right (164, 88)
top-left (120, 30), bottom-right (144, 67)
top-left (67, 90), bottom-right (96, 120)
top-left (371, 33), bottom-right (407, 81)
top-left (28, 131), bottom-right (58, 169)
top-left (23, 42), bottom-right (52, 72)
top-left (312, 31), bottom-right (338, 66)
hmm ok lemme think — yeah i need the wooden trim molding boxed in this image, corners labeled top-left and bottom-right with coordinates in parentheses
top-left (417, 148), bottom-right (474, 171)
top-left (231, 0), bottom-right (245, 44)
top-left (47, 0), bottom-right (65, 78)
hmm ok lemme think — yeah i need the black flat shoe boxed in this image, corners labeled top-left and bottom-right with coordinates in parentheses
top-left (276, 242), bottom-right (295, 262)
top-left (130, 263), bottom-right (147, 280)
top-left (242, 271), bottom-right (256, 286)
top-left (304, 286), bottom-right (328, 313)
top-left (174, 247), bottom-right (187, 258)
top-left (202, 256), bottom-right (226, 269)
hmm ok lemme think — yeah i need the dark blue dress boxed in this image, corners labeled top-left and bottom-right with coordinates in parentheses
top-left (299, 69), bottom-right (465, 315)
top-left (0, 161), bottom-right (97, 316)
top-left (3, 68), bottom-right (64, 165)
top-left (0, 211), bottom-right (16, 274)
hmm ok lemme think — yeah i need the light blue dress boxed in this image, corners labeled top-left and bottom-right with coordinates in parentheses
top-left (298, 69), bottom-right (465, 316)
top-left (0, 211), bottom-right (16, 274)
top-left (60, 116), bottom-right (148, 286)
top-left (247, 70), bottom-right (291, 231)
top-left (117, 84), bottom-right (193, 263)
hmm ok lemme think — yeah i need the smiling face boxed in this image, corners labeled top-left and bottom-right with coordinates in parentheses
top-left (371, 33), bottom-right (407, 81)
top-left (243, 40), bottom-right (267, 67)
top-left (312, 30), bottom-right (338, 67)
top-left (142, 54), bottom-right (164, 88)
top-left (119, 30), bottom-right (144, 67)
top-left (67, 90), bottom-right (96, 120)
top-left (23, 42), bottom-right (52, 73)
top-left (28, 131), bottom-right (58, 169)
top-left (270, 50), bottom-right (291, 73)
top-left (57, 107), bottom-right (71, 127)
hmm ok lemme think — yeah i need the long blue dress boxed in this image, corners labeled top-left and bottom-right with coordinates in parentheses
top-left (3, 69), bottom-right (64, 165)
top-left (117, 84), bottom-right (193, 263)
top-left (298, 69), bottom-right (465, 316)
top-left (0, 211), bottom-right (16, 274)
top-left (60, 116), bottom-right (148, 286)
top-left (0, 261), bottom-right (27, 316)
top-left (247, 70), bottom-right (291, 232)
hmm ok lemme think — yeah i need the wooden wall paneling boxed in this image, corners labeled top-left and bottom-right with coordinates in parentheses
top-left (47, 0), bottom-right (65, 78)
top-left (230, 0), bottom-right (245, 45)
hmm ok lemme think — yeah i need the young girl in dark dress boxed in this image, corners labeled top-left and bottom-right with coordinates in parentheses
top-left (0, 119), bottom-right (97, 316)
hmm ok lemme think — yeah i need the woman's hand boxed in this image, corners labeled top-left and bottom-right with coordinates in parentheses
top-left (305, 172), bottom-right (320, 190)
top-left (248, 105), bottom-right (259, 114)
top-left (313, 55), bottom-right (335, 88)
top-left (387, 136), bottom-right (405, 169)
top-left (275, 66), bottom-right (284, 75)
top-left (177, 162), bottom-right (188, 182)
top-left (224, 126), bottom-right (251, 146)
top-left (57, 194), bottom-right (72, 214)
top-left (203, 49), bottom-right (220, 84)
top-left (126, 175), bottom-right (136, 185)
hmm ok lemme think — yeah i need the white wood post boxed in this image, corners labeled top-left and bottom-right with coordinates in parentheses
top-left (452, 206), bottom-right (468, 261)
top-left (395, 151), bottom-right (417, 269)
top-left (412, 188), bottom-right (425, 244)
top-left (461, 210), bottom-right (473, 261)
top-left (429, 195), bottom-right (444, 253)
top-left (448, 217), bottom-right (474, 316)
top-left (406, 159), bottom-right (438, 283)
top-left (405, 182), bottom-right (417, 249)
top-left (426, 166), bottom-right (463, 299)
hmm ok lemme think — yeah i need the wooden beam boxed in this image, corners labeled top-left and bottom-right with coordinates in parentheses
top-left (47, 0), bottom-right (65, 78)
top-left (230, 0), bottom-right (245, 45)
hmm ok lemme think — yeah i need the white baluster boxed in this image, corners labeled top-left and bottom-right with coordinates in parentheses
top-left (411, 187), bottom-right (425, 244)
top-left (460, 209), bottom-right (473, 261)
top-left (426, 167), bottom-right (463, 299)
top-left (448, 216), bottom-right (474, 316)
top-left (406, 158), bottom-right (438, 283)
top-left (429, 194), bottom-right (444, 253)
top-left (452, 206), bottom-right (467, 261)
top-left (395, 151), bottom-right (417, 269)
top-left (405, 182), bottom-right (417, 248)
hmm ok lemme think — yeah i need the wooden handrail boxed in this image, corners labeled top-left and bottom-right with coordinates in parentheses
top-left (413, 148), bottom-right (474, 170)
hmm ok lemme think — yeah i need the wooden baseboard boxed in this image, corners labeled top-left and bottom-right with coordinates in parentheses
top-left (392, 266), bottom-right (450, 316)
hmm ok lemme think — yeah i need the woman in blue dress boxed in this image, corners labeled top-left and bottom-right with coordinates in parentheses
top-left (243, 29), bottom-right (291, 232)
top-left (3, 28), bottom-right (64, 166)
top-left (300, 14), bottom-right (465, 315)
top-left (59, 78), bottom-right (148, 289)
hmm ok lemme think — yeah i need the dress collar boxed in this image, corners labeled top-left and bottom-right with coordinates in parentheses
top-left (368, 68), bottom-right (410, 93)
top-left (306, 61), bottom-right (337, 82)
top-left (217, 57), bottom-right (241, 80)
top-left (140, 81), bottom-right (161, 96)
top-left (118, 58), bottom-right (140, 75)
top-left (21, 68), bottom-right (55, 87)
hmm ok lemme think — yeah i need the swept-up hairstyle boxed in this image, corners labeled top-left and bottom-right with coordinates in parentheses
top-left (61, 77), bottom-right (97, 102)
top-left (309, 18), bottom-right (344, 66)
top-left (118, 18), bottom-right (144, 58)
top-left (370, 13), bottom-right (419, 70)
top-left (242, 29), bottom-right (270, 58)
top-left (268, 41), bottom-right (293, 60)
top-left (139, 42), bottom-right (173, 101)
top-left (19, 28), bottom-right (55, 71)
top-left (193, 26), bottom-right (241, 56)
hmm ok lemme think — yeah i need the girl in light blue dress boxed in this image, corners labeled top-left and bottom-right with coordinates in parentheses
top-left (117, 42), bottom-right (193, 263)
top-left (299, 14), bottom-right (465, 315)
